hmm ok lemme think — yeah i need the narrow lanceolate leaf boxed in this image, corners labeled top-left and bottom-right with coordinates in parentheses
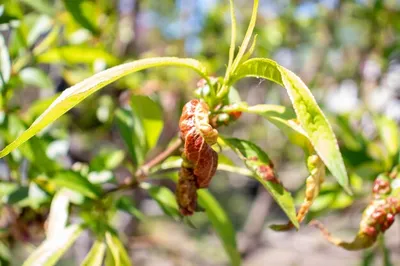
top-left (231, 58), bottom-right (350, 194)
top-left (0, 34), bottom-right (10, 88)
top-left (229, 0), bottom-right (259, 74)
top-left (105, 231), bottom-right (131, 266)
top-left (50, 171), bottom-right (102, 199)
top-left (23, 224), bottom-right (84, 266)
top-left (46, 190), bottom-right (70, 239)
top-left (197, 190), bottom-right (241, 266)
top-left (142, 183), bottom-right (181, 220)
top-left (81, 240), bottom-right (107, 266)
top-left (376, 116), bottom-right (399, 162)
top-left (0, 57), bottom-right (209, 158)
top-left (225, 0), bottom-right (237, 79)
top-left (130, 95), bottom-right (164, 152)
top-left (62, 0), bottom-right (99, 35)
top-left (221, 137), bottom-right (299, 228)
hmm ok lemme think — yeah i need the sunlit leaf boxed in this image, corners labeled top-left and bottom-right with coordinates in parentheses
top-left (229, 0), bottom-right (259, 74)
top-left (115, 108), bottom-right (146, 167)
top-left (37, 46), bottom-right (119, 65)
top-left (63, 0), bottom-right (99, 35)
top-left (50, 171), bottom-right (102, 199)
top-left (46, 190), bottom-right (70, 239)
top-left (376, 116), bottom-right (399, 164)
top-left (105, 231), bottom-right (131, 266)
top-left (0, 57), bottom-right (209, 158)
top-left (81, 240), bottom-right (106, 266)
top-left (20, 0), bottom-right (54, 15)
top-left (197, 190), bottom-right (241, 266)
top-left (130, 95), bottom-right (164, 152)
top-left (23, 224), bottom-right (84, 266)
top-left (0, 241), bottom-right (10, 261)
top-left (231, 58), bottom-right (350, 194)
top-left (0, 34), bottom-right (10, 88)
top-left (221, 137), bottom-right (299, 228)
top-left (20, 67), bottom-right (54, 90)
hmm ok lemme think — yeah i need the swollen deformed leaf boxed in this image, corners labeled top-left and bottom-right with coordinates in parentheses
top-left (23, 224), bottom-right (84, 266)
top-left (231, 58), bottom-right (350, 194)
top-left (0, 57), bottom-right (209, 158)
top-left (271, 153), bottom-right (325, 231)
top-left (221, 137), bottom-right (299, 228)
top-left (197, 190), bottom-right (241, 266)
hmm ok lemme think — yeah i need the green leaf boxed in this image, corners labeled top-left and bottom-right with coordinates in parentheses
top-left (232, 104), bottom-right (310, 149)
top-left (105, 231), bottom-right (131, 266)
top-left (0, 34), bottom-right (10, 88)
top-left (229, 0), bottom-right (259, 74)
top-left (63, 0), bottom-right (99, 35)
top-left (46, 190), bottom-right (70, 239)
top-left (142, 183), bottom-right (181, 220)
top-left (90, 149), bottom-right (125, 171)
top-left (117, 196), bottom-right (146, 221)
top-left (225, 0), bottom-right (237, 80)
top-left (221, 137), bottom-right (299, 228)
top-left (0, 241), bottom-right (10, 261)
top-left (197, 190), bottom-right (241, 266)
top-left (0, 182), bottom-right (18, 199)
top-left (50, 171), bottom-right (102, 199)
top-left (231, 58), bottom-right (351, 194)
top-left (20, 0), bottom-right (54, 15)
top-left (20, 67), bottom-right (54, 89)
top-left (81, 240), bottom-right (106, 266)
top-left (37, 46), bottom-right (118, 65)
top-left (0, 57), bottom-right (209, 158)
top-left (22, 224), bottom-right (84, 266)
top-left (131, 95), bottom-right (164, 152)
top-left (115, 108), bottom-right (146, 167)
top-left (376, 116), bottom-right (399, 163)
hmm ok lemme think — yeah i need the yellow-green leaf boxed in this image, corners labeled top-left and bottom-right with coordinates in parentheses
top-left (231, 58), bottom-right (350, 194)
top-left (82, 240), bottom-right (106, 266)
top-left (197, 190), bottom-right (241, 266)
top-left (0, 57), bottom-right (209, 158)
top-left (23, 224), bottom-right (84, 266)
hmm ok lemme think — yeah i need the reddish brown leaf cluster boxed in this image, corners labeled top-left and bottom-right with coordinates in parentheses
top-left (177, 99), bottom-right (219, 215)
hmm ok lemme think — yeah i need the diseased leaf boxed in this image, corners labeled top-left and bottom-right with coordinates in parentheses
top-left (0, 57), bottom-right (209, 158)
top-left (46, 190), bottom-right (70, 239)
top-left (81, 240), bottom-right (106, 266)
top-left (221, 137), bottom-right (299, 228)
top-left (197, 190), bottom-right (241, 266)
top-left (50, 171), bottom-right (102, 199)
top-left (130, 95), bottom-right (164, 152)
top-left (23, 224), bottom-right (84, 266)
top-left (231, 58), bottom-right (350, 194)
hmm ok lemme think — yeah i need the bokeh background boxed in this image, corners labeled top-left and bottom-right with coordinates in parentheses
top-left (1, 0), bottom-right (400, 265)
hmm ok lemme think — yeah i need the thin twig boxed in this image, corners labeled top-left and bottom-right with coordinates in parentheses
top-left (104, 138), bottom-right (183, 195)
